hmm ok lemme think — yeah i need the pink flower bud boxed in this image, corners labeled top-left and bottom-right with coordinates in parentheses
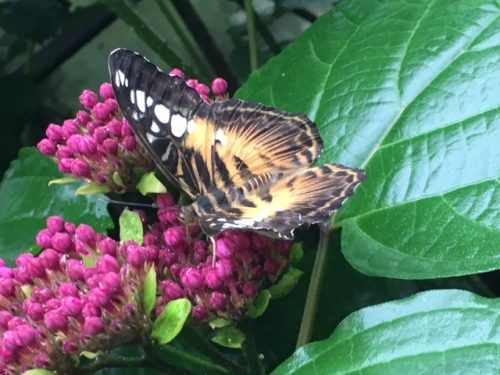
top-left (126, 243), bottom-right (145, 268)
top-left (195, 83), bottom-right (210, 97)
top-left (76, 110), bottom-right (91, 125)
top-left (0, 347), bottom-right (15, 363)
top-left (99, 82), bottom-right (114, 99)
top-left (58, 282), bottom-right (78, 297)
top-left (36, 229), bottom-right (53, 248)
top-left (79, 89), bottom-right (98, 108)
top-left (211, 78), bottom-right (228, 96)
top-left (180, 267), bottom-right (203, 290)
top-left (164, 226), bottom-right (185, 247)
top-left (192, 305), bottom-right (208, 321)
top-left (62, 119), bottom-right (79, 138)
top-left (226, 231), bottom-right (251, 251)
top-left (97, 254), bottom-right (120, 274)
top-left (104, 98), bottom-right (118, 113)
top-left (122, 136), bottom-right (137, 150)
top-left (243, 282), bottom-right (258, 297)
top-left (186, 79), bottom-right (198, 89)
top-left (215, 238), bottom-right (234, 258)
top-left (252, 234), bottom-right (269, 251)
top-left (121, 120), bottom-right (134, 136)
top-left (86, 121), bottom-right (98, 133)
top-left (92, 102), bottom-right (110, 121)
top-left (215, 259), bottom-right (233, 279)
top-left (23, 300), bottom-right (44, 320)
top-left (204, 269), bottom-right (222, 290)
top-left (156, 193), bottom-right (175, 208)
top-left (62, 340), bottom-right (78, 353)
top-left (169, 68), bottom-right (185, 78)
top-left (44, 310), bottom-right (68, 331)
top-left (82, 303), bottom-right (100, 318)
top-left (58, 157), bottom-right (73, 173)
top-left (107, 119), bottom-right (122, 137)
top-left (89, 287), bottom-right (109, 308)
top-left (160, 280), bottom-right (183, 300)
top-left (56, 145), bottom-right (73, 159)
top-left (65, 222), bottom-right (76, 234)
top-left (158, 208), bottom-right (180, 224)
top-left (37, 139), bottom-right (57, 155)
top-left (102, 138), bottom-right (118, 154)
top-left (99, 237), bottom-right (117, 256)
top-left (0, 311), bottom-right (13, 328)
top-left (61, 296), bottom-right (83, 316)
top-left (45, 123), bottom-right (64, 142)
top-left (47, 216), bottom-right (65, 233)
top-left (15, 324), bottom-right (36, 346)
top-left (32, 287), bottom-right (54, 303)
top-left (45, 298), bottom-right (61, 311)
top-left (75, 224), bottom-right (96, 247)
top-left (67, 259), bottom-right (85, 281)
top-left (93, 126), bottom-right (109, 144)
top-left (158, 249), bottom-right (177, 266)
top-left (16, 253), bottom-right (34, 268)
top-left (2, 331), bottom-right (20, 350)
top-left (0, 278), bottom-right (15, 297)
top-left (144, 245), bottom-right (159, 261)
top-left (39, 249), bottom-right (60, 270)
top-left (210, 292), bottom-right (227, 310)
top-left (84, 316), bottom-right (104, 335)
top-left (0, 267), bottom-right (13, 278)
top-left (102, 272), bottom-right (121, 293)
top-left (7, 317), bottom-right (26, 330)
top-left (51, 232), bottom-right (73, 253)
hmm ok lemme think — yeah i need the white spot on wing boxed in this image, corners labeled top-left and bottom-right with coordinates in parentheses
top-left (124, 78), bottom-right (129, 87)
top-left (117, 70), bottom-right (125, 86)
top-left (171, 114), bottom-right (187, 137)
top-left (187, 120), bottom-right (196, 134)
top-left (136, 90), bottom-right (146, 112)
top-left (115, 71), bottom-right (120, 87)
top-left (132, 111), bottom-right (139, 120)
top-left (161, 142), bottom-right (172, 161)
top-left (215, 129), bottom-right (227, 145)
top-left (146, 133), bottom-right (156, 143)
top-left (147, 96), bottom-right (153, 107)
top-left (151, 121), bottom-right (161, 133)
top-left (154, 104), bottom-right (171, 123)
top-left (233, 218), bottom-right (256, 226)
top-left (130, 90), bottom-right (135, 104)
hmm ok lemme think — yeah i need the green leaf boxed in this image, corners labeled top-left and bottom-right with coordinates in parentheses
top-left (152, 298), bottom-right (191, 345)
top-left (48, 176), bottom-right (78, 185)
top-left (112, 171), bottom-right (125, 188)
top-left (290, 243), bottom-right (304, 264)
top-left (268, 267), bottom-right (303, 299)
top-left (272, 290), bottom-right (500, 375)
top-left (119, 208), bottom-right (143, 244)
top-left (209, 318), bottom-right (232, 329)
top-left (75, 182), bottom-right (111, 195)
top-left (22, 369), bottom-right (56, 375)
top-left (248, 290), bottom-right (271, 318)
top-left (0, 148), bottom-right (112, 265)
top-left (143, 267), bottom-right (157, 315)
top-left (237, 0), bottom-right (500, 279)
top-left (211, 326), bottom-right (246, 349)
top-left (137, 171), bottom-right (168, 196)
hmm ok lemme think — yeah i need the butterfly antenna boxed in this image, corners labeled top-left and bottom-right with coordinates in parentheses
top-left (103, 198), bottom-right (158, 209)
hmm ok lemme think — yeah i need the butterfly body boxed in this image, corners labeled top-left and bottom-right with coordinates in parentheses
top-left (109, 49), bottom-right (366, 239)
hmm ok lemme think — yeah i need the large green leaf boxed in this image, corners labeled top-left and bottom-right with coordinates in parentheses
top-left (236, 0), bottom-right (500, 279)
top-left (271, 289), bottom-right (500, 375)
top-left (0, 148), bottom-right (112, 265)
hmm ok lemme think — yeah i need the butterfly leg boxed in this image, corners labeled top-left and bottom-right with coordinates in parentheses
top-left (210, 236), bottom-right (217, 266)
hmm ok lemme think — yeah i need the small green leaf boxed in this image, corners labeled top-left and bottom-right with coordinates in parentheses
top-left (152, 298), bottom-right (191, 345)
top-left (81, 255), bottom-right (97, 267)
top-left (268, 268), bottom-right (303, 300)
top-left (209, 318), bottom-right (232, 329)
top-left (144, 267), bottom-right (157, 315)
top-left (22, 369), bottom-right (56, 375)
top-left (211, 326), bottom-right (246, 349)
top-left (119, 209), bottom-right (144, 244)
top-left (137, 172), bottom-right (167, 196)
top-left (290, 243), bottom-right (304, 264)
top-left (248, 290), bottom-right (271, 318)
top-left (29, 245), bottom-right (42, 256)
top-left (75, 182), bottom-right (110, 195)
top-left (112, 171), bottom-right (125, 188)
top-left (80, 350), bottom-right (99, 359)
top-left (48, 176), bottom-right (78, 186)
top-left (21, 285), bottom-right (31, 297)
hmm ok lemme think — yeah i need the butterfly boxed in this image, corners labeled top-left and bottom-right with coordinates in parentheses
top-left (108, 48), bottom-right (366, 239)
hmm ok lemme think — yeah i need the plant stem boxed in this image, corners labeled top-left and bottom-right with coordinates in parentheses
top-left (244, 0), bottom-right (258, 71)
top-left (77, 353), bottom-right (171, 374)
top-left (241, 321), bottom-right (265, 375)
top-left (104, 0), bottom-right (197, 77)
top-left (296, 224), bottom-right (332, 348)
top-left (155, 0), bottom-right (213, 81)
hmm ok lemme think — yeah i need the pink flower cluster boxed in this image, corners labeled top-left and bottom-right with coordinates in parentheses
top-left (168, 68), bottom-right (228, 102)
top-left (0, 217), bottom-right (153, 374)
top-left (149, 194), bottom-right (293, 322)
top-left (37, 83), bottom-right (154, 192)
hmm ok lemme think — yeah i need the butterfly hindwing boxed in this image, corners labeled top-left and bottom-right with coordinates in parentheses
top-left (196, 164), bottom-right (367, 239)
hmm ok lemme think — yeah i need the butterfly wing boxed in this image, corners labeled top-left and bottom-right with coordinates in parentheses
top-left (196, 164), bottom-right (367, 239)
top-left (109, 48), bottom-right (323, 198)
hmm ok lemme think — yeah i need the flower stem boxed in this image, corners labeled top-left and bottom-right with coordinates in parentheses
top-left (103, 0), bottom-right (197, 77)
top-left (244, 0), bottom-right (258, 71)
top-left (296, 224), bottom-right (332, 348)
top-left (154, 0), bottom-right (213, 81)
top-left (241, 321), bottom-right (265, 375)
